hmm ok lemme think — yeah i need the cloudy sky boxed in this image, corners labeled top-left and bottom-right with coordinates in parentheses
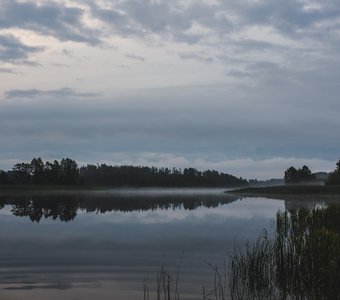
top-left (0, 0), bottom-right (339, 179)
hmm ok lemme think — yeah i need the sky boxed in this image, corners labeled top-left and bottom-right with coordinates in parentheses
top-left (0, 0), bottom-right (339, 179)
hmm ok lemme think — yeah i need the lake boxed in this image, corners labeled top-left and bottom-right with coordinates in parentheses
top-left (0, 189), bottom-right (338, 299)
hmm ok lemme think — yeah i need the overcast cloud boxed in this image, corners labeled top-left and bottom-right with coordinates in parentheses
top-left (0, 0), bottom-right (339, 179)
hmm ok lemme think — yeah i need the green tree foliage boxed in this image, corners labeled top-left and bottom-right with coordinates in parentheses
top-left (326, 159), bottom-right (340, 185)
top-left (284, 165), bottom-right (316, 184)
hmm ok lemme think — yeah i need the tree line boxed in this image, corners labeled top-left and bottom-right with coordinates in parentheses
top-left (284, 159), bottom-right (340, 185)
top-left (0, 158), bottom-right (79, 185)
top-left (0, 157), bottom-right (248, 187)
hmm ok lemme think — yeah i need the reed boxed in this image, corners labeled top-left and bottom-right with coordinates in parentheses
top-left (143, 205), bottom-right (340, 299)
top-left (229, 205), bottom-right (340, 299)
top-left (143, 260), bottom-right (228, 300)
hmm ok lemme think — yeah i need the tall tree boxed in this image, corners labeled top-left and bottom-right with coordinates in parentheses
top-left (0, 170), bottom-right (9, 184)
top-left (284, 167), bottom-right (298, 184)
top-left (31, 157), bottom-right (45, 184)
top-left (60, 158), bottom-right (79, 185)
top-left (326, 159), bottom-right (340, 185)
top-left (45, 160), bottom-right (61, 184)
top-left (284, 165), bottom-right (315, 184)
top-left (12, 163), bottom-right (32, 184)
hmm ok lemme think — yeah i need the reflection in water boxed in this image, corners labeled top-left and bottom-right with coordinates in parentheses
top-left (0, 192), bottom-right (239, 222)
top-left (0, 191), bottom-right (283, 300)
top-left (1, 191), bottom-right (338, 299)
top-left (229, 204), bottom-right (340, 299)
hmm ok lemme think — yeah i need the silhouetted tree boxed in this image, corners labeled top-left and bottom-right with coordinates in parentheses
top-left (0, 170), bottom-right (9, 184)
top-left (326, 159), bottom-right (340, 185)
top-left (78, 164), bottom-right (247, 187)
top-left (284, 167), bottom-right (298, 184)
top-left (297, 165), bottom-right (315, 181)
top-left (3, 157), bottom-right (248, 187)
top-left (284, 165), bottom-right (315, 184)
top-left (59, 158), bottom-right (79, 185)
top-left (45, 160), bottom-right (61, 184)
top-left (12, 162), bottom-right (32, 184)
top-left (31, 157), bottom-right (45, 184)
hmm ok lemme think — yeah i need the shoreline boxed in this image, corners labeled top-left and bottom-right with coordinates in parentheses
top-left (227, 184), bottom-right (340, 195)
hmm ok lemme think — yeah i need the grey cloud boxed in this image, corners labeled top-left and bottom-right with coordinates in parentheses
top-left (4, 87), bottom-right (99, 99)
top-left (61, 49), bottom-right (74, 58)
top-left (246, 61), bottom-right (282, 72)
top-left (225, 61), bottom-right (286, 84)
top-left (114, 64), bottom-right (131, 69)
top-left (125, 54), bottom-right (145, 62)
top-left (0, 82), bottom-right (339, 164)
top-left (0, 67), bottom-right (14, 73)
top-left (83, 0), bottom-right (141, 37)
top-left (227, 0), bottom-right (340, 34)
top-left (0, 34), bottom-right (43, 64)
top-left (226, 69), bottom-right (251, 78)
top-left (87, 0), bottom-right (340, 43)
top-left (233, 39), bottom-right (284, 52)
top-left (235, 61), bottom-right (290, 85)
top-left (174, 32), bottom-right (205, 44)
top-left (0, 0), bottom-right (100, 45)
top-left (87, 0), bottom-right (214, 43)
top-left (0, 1), bottom-right (339, 178)
top-left (116, 0), bottom-right (188, 34)
top-left (0, 0), bottom-right (338, 51)
top-left (1, 0), bottom-right (338, 66)
top-left (51, 63), bottom-right (70, 67)
top-left (179, 52), bottom-right (214, 63)
top-left (82, 0), bottom-right (340, 81)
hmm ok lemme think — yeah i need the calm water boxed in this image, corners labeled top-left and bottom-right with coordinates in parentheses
top-left (0, 189), bottom-right (337, 299)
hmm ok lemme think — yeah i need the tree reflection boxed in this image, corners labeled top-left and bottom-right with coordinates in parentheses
top-left (229, 204), bottom-right (340, 299)
top-left (10, 196), bottom-right (78, 222)
top-left (0, 193), bottom-right (238, 222)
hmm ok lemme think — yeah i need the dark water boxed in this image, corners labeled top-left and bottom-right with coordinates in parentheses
top-left (0, 189), bottom-right (338, 299)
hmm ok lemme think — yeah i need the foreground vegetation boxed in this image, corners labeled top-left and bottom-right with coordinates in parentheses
top-left (229, 204), bottom-right (340, 299)
top-left (141, 204), bottom-right (340, 299)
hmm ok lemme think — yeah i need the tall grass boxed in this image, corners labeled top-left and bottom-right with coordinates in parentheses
top-left (229, 205), bottom-right (340, 299)
top-left (144, 205), bottom-right (340, 299)
top-left (143, 260), bottom-right (228, 300)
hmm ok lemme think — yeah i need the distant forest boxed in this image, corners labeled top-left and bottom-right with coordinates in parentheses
top-left (0, 157), bottom-right (248, 187)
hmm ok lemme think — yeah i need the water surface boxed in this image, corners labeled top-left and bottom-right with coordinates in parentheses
top-left (0, 189), bottom-right (335, 299)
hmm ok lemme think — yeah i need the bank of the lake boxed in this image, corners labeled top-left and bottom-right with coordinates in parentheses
top-left (228, 184), bottom-right (340, 195)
